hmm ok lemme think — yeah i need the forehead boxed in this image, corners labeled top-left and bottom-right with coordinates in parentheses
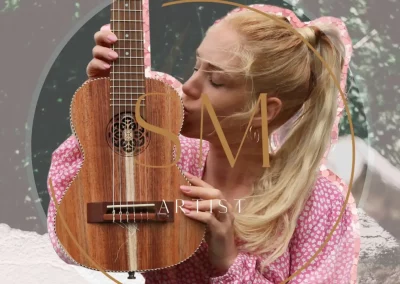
top-left (196, 24), bottom-right (242, 71)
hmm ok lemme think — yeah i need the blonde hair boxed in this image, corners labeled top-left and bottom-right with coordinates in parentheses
top-left (210, 10), bottom-right (346, 266)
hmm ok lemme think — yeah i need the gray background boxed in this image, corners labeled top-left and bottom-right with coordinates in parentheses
top-left (0, 0), bottom-right (399, 283)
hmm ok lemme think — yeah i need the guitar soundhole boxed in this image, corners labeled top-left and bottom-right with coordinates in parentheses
top-left (106, 112), bottom-right (150, 156)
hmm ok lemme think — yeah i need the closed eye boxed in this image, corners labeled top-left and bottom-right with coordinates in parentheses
top-left (193, 67), bottom-right (224, 88)
top-left (209, 79), bottom-right (224, 87)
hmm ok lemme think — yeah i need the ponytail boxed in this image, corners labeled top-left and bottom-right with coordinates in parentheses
top-left (219, 11), bottom-right (346, 266)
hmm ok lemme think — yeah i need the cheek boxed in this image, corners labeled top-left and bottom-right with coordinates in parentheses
top-left (183, 86), bottom-right (247, 128)
top-left (202, 89), bottom-right (245, 115)
top-left (214, 93), bottom-right (247, 117)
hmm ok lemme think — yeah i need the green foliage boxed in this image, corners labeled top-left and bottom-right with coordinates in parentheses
top-left (1, 0), bottom-right (19, 12)
top-left (320, 0), bottom-right (400, 167)
top-left (339, 72), bottom-right (369, 140)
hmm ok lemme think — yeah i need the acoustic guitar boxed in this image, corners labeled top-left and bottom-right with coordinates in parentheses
top-left (54, 0), bottom-right (205, 275)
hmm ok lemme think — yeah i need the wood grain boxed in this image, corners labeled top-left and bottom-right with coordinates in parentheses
top-left (55, 78), bottom-right (206, 272)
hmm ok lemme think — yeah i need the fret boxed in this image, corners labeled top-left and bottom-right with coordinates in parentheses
top-left (112, 36), bottom-right (143, 41)
top-left (110, 91), bottom-right (145, 95)
top-left (110, 97), bottom-right (144, 100)
top-left (117, 57), bottom-right (144, 59)
top-left (113, 48), bottom-right (143, 50)
top-left (113, 52), bottom-right (144, 57)
top-left (111, 20), bottom-right (143, 23)
top-left (113, 50), bottom-right (144, 54)
top-left (110, 104), bottom-right (146, 106)
top-left (111, 72), bottom-right (144, 74)
top-left (111, 0), bottom-right (146, 95)
top-left (110, 90), bottom-right (145, 93)
top-left (110, 69), bottom-right (145, 75)
top-left (111, 9), bottom-right (142, 12)
top-left (112, 67), bottom-right (144, 70)
top-left (118, 39), bottom-right (142, 42)
top-left (111, 86), bottom-right (145, 89)
top-left (110, 95), bottom-right (144, 97)
top-left (111, 65), bottom-right (144, 67)
top-left (112, 29), bottom-right (143, 32)
top-left (111, 79), bottom-right (144, 81)
top-left (110, 11), bottom-right (142, 20)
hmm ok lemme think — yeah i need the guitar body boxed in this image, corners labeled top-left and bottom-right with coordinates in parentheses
top-left (55, 77), bottom-right (205, 272)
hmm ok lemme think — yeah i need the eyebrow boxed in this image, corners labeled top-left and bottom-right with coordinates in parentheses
top-left (196, 49), bottom-right (226, 72)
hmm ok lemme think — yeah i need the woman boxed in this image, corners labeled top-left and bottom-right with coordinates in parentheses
top-left (47, 4), bottom-right (359, 283)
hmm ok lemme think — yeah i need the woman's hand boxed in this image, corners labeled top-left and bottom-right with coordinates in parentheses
top-left (180, 172), bottom-right (238, 275)
top-left (86, 23), bottom-right (118, 79)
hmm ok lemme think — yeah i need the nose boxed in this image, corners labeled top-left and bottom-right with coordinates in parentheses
top-left (182, 72), bottom-right (202, 99)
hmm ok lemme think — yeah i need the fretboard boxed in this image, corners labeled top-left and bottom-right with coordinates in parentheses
top-left (110, 0), bottom-right (145, 114)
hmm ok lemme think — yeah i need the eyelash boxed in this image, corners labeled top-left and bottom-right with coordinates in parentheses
top-left (193, 67), bottom-right (224, 88)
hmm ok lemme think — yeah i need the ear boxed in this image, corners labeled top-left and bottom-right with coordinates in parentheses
top-left (252, 96), bottom-right (282, 128)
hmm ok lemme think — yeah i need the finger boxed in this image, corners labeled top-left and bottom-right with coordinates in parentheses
top-left (92, 45), bottom-right (119, 62)
top-left (183, 199), bottom-right (231, 215)
top-left (86, 58), bottom-right (111, 79)
top-left (183, 172), bottom-right (214, 188)
top-left (185, 199), bottom-right (232, 223)
top-left (183, 209), bottom-right (220, 227)
top-left (100, 23), bottom-right (111, 31)
top-left (94, 29), bottom-right (118, 48)
top-left (180, 185), bottom-right (223, 200)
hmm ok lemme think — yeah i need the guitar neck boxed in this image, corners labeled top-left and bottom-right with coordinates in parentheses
top-left (110, 0), bottom-right (146, 111)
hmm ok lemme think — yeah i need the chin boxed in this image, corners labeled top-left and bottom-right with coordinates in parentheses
top-left (180, 128), bottom-right (199, 139)
top-left (180, 124), bottom-right (201, 139)
top-left (181, 117), bottom-right (212, 140)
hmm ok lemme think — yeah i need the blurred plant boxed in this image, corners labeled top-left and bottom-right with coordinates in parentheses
top-left (1, 0), bottom-right (20, 12)
top-left (339, 72), bottom-right (369, 140)
top-left (318, 0), bottom-right (400, 167)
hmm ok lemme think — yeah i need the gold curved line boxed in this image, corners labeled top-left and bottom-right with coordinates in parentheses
top-left (162, 1), bottom-right (356, 283)
top-left (50, 1), bottom-right (356, 282)
top-left (49, 178), bottom-right (122, 284)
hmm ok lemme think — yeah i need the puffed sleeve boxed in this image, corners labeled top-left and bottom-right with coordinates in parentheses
top-left (46, 135), bottom-right (82, 264)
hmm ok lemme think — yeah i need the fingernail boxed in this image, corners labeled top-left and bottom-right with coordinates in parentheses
top-left (182, 208), bottom-right (191, 214)
top-left (107, 34), bottom-right (117, 42)
top-left (183, 200), bottom-right (192, 207)
top-left (103, 63), bottom-right (110, 69)
top-left (101, 24), bottom-right (111, 31)
top-left (180, 185), bottom-right (190, 192)
top-left (108, 51), bottom-right (118, 59)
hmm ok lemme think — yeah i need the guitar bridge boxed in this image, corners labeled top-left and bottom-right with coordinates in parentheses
top-left (87, 201), bottom-right (174, 223)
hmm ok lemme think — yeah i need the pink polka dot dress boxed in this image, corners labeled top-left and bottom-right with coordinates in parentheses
top-left (46, 3), bottom-right (360, 283)
top-left (47, 135), bottom-right (359, 283)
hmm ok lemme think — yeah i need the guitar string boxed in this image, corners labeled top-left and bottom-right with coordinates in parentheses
top-left (112, 0), bottom-right (116, 224)
top-left (134, 0), bottom-right (138, 224)
top-left (137, 0), bottom-right (141, 224)
top-left (132, 0), bottom-right (136, 226)
top-left (121, 0), bottom-right (126, 223)
top-left (128, 0), bottom-right (136, 225)
top-left (127, 0), bottom-right (131, 224)
top-left (115, 0), bottom-right (135, 240)
top-left (118, 0), bottom-right (123, 223)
